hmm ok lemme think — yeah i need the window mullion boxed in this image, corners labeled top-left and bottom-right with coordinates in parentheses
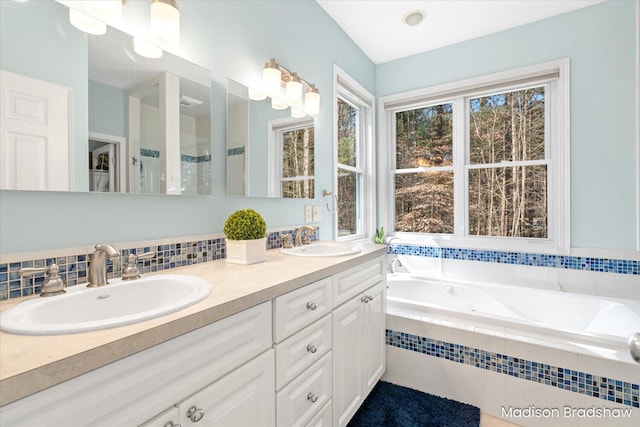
top-left (453, 96), bottom-right (466, 237)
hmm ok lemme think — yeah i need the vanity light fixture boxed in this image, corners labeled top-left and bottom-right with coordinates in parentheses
top-left (150, 0), bottom-right (181, 47)
top-left (67, 0), bottom-right (181, 50)
top-left (258, 58), bottom-right (320, 117)
top-left (285, 73), bottom-right (303, 107)
top-left (262, 59), bottom-right (283, 98)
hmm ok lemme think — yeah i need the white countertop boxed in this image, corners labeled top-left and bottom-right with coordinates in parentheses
top-left (0, 243), bottom-right (387, 406)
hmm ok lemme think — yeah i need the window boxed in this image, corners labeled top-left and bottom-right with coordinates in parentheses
top-left (268, 118), bottom-right (314, 198)
top-left (381, 60), bottom-right (569, 252)
top-left (334, 66), bottom-right (375, 240)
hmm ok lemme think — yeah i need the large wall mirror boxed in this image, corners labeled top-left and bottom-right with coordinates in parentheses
top-left (0, 0), bottom-right (212, 195)
top-left (227, 79), bottom-right (315, 199)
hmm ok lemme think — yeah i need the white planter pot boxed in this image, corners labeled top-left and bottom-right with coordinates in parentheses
top-left (225, 237), bottom-right (267, 265)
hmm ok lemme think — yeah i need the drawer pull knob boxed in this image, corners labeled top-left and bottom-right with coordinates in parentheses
top-left (187, 406), bottom-right (205, 422)
top-left (163, 422), bottom-right (181, 427)
top-left (361, 295), bottom-right (369, 303)
top-left (307, 344), bottom-right (318, 354)
top-left (307, 392), bottom-right (318, 403)
top-left (306, 302), bottom-right (317, 311)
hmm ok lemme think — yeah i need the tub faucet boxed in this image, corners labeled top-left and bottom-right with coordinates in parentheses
top-left (294, 225), bottom-right (316, 246)
top-left (87, 243), bottom-right (120, 288)
top-left (629, 332), bottom-right (640, 364)
top-left (388, 258), bottom-right (403, 273)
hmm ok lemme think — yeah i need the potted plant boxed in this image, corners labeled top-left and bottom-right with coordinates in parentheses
top-left (224, 209), bottom-right (267, 265)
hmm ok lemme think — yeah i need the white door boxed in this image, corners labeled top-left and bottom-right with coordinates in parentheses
top-left (0, 70), bottom-right (71, 191)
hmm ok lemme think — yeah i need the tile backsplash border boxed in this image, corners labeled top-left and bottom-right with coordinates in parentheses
top-left (0, 226), bottom-right (318, 300)
top-left (388, 244), bottom-right (639, 276)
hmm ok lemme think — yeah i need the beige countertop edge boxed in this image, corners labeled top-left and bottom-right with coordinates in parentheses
top-left (0, 244), bottom-right (388, 406)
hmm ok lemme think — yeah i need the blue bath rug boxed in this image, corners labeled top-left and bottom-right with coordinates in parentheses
top-left (347, 381), bottom-right (481, 427)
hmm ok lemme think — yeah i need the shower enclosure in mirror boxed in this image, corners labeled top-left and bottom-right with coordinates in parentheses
top-left (0, 0), bottom-right (212, 195)
top-left (227, 79), bottom-right (315, 198)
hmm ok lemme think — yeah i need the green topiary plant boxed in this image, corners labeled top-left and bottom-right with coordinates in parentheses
top-left (224, 209), bottom-right (267, 240)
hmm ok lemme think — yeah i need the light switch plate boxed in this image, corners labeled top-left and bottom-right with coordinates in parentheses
top-left (305, 205), bottom-right (313, 222)
top-left (312, 205), bottom-right (322, 221)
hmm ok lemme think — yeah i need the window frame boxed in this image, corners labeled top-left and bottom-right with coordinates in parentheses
top-left (267, 116), bottom-right (315, 199)
top-left (333, 65), bottom-right (376, 241)
top-left (379, 59), bottom-right (570, 253)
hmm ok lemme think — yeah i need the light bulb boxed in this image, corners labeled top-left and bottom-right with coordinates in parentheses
top-left (262, 59), bottom-right (282, 98)
top-left (304, 86), bottom-right (320, 116)
top-left (134, 37), bottom-right (163, 59)
top-left (69, 8), bottom-right (106, 35)
top-left (150, 0), bottom-right (180, 47)
top-left (285, 74), bottom-right (303, 107)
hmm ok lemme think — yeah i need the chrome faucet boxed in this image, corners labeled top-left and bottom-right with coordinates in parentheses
top-left (388, 258), bottom-right (403, 273)
top-left (294, 225), bottom-right (317, 246)
top-left (87, 243), bottom-right (120, 287)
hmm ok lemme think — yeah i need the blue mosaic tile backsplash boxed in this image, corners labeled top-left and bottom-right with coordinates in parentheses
top-left (0, 227), bottom-right (317, 300)
top-left (389, 244), bottom-right (639, 276)
top-left (386, 329), bottom-right (639, 408)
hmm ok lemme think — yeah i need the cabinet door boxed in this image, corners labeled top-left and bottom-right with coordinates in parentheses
top-left (332, 295), bottom-right (365, 427)
top-left (177, 350), bottom-right (275, 427)
top-left (363, 282), bottom-right (386, 393)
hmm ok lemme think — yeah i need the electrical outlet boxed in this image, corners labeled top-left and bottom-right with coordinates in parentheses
top-left (312, 205), bottom-right (322, 222)
top-left (304, 205), bottom-right (313, 222)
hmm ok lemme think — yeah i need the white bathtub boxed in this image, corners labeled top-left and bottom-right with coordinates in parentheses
top-left (384, 273), bottom-right (640, 426)
top-left (387, 273), bottom-right (640, 358)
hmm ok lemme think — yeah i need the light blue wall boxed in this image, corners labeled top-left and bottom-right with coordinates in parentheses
top-left (377, 0), bottom-right (638, 251)
top-left (88, 80), bottom-right (126, 137)
top-left (0, 0), bottom-right (375, 254)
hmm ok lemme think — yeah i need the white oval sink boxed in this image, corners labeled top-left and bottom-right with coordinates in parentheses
top-left (0, 274), bottom-right (211, 335)
top-left (280, 242), bottom-right (361, 257)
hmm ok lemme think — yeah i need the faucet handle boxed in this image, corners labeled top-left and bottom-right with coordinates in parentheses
top-left (281, 234), bottom-right (293, 249)
top-left (19, 263), bottom-right (66, 297)
top-left (121, 252), bottom-right (155, 280)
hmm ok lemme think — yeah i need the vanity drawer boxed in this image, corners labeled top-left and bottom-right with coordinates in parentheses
top-left (333, 257), bottom-right (385, 307)
top-left (276, 351), bottom-right (332, 427)
top-left (275, 314), bottom-right (332, 390)
top-left (274, 277), bottom-right (332, 342)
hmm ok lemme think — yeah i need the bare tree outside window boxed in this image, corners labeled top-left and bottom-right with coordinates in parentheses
top-left (281, 126), bottom-right (314, 199)
top-left (395, 104), bottom-right (454, 233)
top-left (468, 87), bottom-right (547, 238)
top-left (337, 98), bottom-right (360, 236)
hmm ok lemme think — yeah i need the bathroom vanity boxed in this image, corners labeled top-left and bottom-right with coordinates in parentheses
top-left (0, 244), bottom-right (387, 427)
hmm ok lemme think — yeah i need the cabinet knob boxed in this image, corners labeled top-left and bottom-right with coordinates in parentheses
top-left (186, 406), bottom-right (205, 422)
top-left (306, 302), bottom-right (317, 311)
top-left (361, 295), bottom-right (369, 303)
top-left (307, 392), bottom-right (318, 403)
top-left (163, 422), bottom-right (181, 427)
top-left (306, 344), bottom-right (317, 354)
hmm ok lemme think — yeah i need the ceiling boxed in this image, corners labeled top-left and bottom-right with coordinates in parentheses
top-left (316, 0), bottom-right (603, 64)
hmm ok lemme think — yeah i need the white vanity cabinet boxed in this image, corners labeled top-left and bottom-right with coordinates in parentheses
top-left (0, 302), bottom-right (273, 427)
top-left (332, 258), bottom-right (386, 427)
top-left (273, 255), bottom-right (386, 427)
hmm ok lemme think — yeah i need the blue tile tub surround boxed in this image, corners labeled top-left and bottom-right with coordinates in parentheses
top-left (0, 227), bottom-right (317, 300)
top-left (388, 244), bottom-right (639, 276)
top-left (386, 330), bottom-right (640, 408)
